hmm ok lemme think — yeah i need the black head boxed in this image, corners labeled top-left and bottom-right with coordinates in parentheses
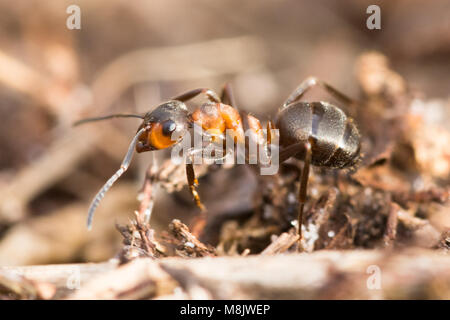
top-left (136, 100), bottom-right (190, 152)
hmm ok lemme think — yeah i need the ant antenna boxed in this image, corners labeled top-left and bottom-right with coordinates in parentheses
top-left (73, 113), bottom-right (144, 126)
top-left (86, 126), bottom-right (147, 230)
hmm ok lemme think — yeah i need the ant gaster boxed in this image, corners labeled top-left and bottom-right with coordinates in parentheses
top-left (75, 77), bottom-right (361, 243)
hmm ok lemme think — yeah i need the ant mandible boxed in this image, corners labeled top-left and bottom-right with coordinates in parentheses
top-left (75, 77), bottom-right (361, 243)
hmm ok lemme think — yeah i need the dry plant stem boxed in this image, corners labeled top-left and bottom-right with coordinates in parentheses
top-left (2, 249), bottom-right (450, 299)
top-left (261, 230), bottom-right (299, 255)
top-left (169, 219), bottom-right (216, 257)
top-left (384, 202), bottom-right (400, 247)
top-left (159, 264), bottom-right (213, 299)
top-left (393, 187), bottom-right (450, 205)
top-left (0, 270), bottom-right (53, 299)
top-left (159, 249), bottom-right (450, 299)
top-left (0, 261), bottom-right (117, 299)
top-left (68, 258), bottom-right (176, 300)
top-left (133, 211), bottom-right (157, 257)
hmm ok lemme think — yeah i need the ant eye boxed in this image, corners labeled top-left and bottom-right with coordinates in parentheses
top-left (162, 120), bottom-right (177, 136)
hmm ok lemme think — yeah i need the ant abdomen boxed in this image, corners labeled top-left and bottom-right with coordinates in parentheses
top-left (277, 101), bottom-right (361, 169)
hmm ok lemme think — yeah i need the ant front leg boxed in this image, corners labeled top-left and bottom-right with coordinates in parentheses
top-left (283, 76), bottom-right (355, 109)
top-left (297, 139), bottom-right (312, 247)
top-left (171, 88), bottom-right (221, 104)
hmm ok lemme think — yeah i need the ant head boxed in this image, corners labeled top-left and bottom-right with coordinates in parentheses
top-left (136, 100), bottom-right (190, 152)
top-left (79, 100), bottom-right (191, 229)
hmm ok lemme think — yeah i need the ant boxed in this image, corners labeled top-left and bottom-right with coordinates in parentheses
top-left (75, 77), bottom-right (361, 244)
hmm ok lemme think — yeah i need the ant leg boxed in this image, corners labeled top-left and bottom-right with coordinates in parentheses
top-left (186, 162), bottom-right (205, 212)
top-left (185, 161), bottom-right (207, 237)
top-left (220, 83), bottom-right (237, 107)
top-left (297, 140), bottom-right (312, 243)
top-left (283, 76), bottom-right (355, 109)
top-left (171, 88), bottom-right (221, 103)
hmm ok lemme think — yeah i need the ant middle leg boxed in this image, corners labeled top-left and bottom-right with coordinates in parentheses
top-left (283, 76), bottom-right (355, 109)
top-left (171, 88), bottom-right (221, 103)
top-left (220, 82), bottom-right (237, 107)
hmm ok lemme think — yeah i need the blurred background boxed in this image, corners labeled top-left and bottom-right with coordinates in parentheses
top-left (0, 0), bottom-right (449, 266)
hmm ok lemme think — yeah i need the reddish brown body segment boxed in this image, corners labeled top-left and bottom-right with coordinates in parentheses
top-left (191, 102), bottom-right (263, 145)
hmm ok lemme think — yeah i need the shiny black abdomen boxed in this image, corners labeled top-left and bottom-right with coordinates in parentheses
top-left (276, 101), bottom-right (361, 168)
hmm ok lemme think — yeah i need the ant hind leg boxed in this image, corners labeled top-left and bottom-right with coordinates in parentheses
top-left (297, 139), bottom-right (312, 249)
top-left (283, 77), bottom-right (356, 112)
